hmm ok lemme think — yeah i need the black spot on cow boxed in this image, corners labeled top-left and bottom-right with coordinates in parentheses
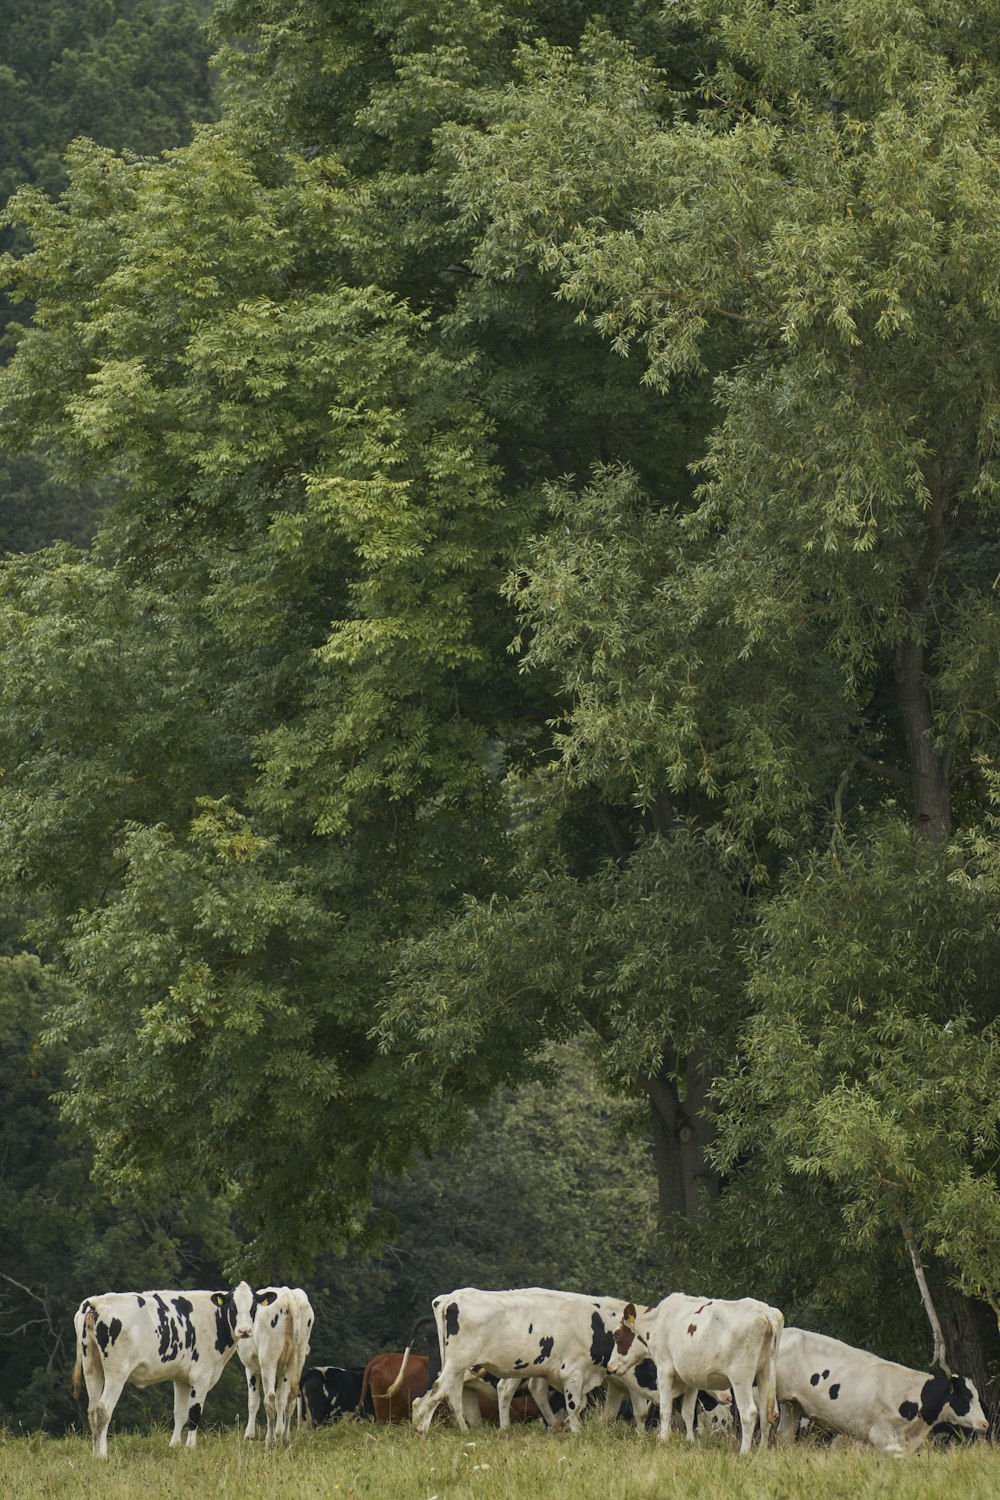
top-left (271, 1314), bottom-right (279, 1329)
top-left (810, 1372), bottom-right (821, 1386)
top-left (635, 1358), bottom-right (657, 1392)
top-left (534, 1336), bottom-right (555, 1365)
top-left (184, 1402), bottom-right (202, 1431)
top-left (695, 1303), bottom-right (712, 1315)
top-left (944, 1376), bottom-right (973, 1419)
top-left (154, 1295), bottom-right (182, 1362)
top-left (829, 1384), bottom-right (840, 1400)
top-left (919, 1374), bottom-right (972, 1425)
top-left (514, 1359), bottom-right (528, 1370)
top-left (136, 1295), bottom-right (145, 1307)
top-left (249, 1374), bottom-right (257, 1390)
top-left (590, 1313), bottom-right (614, 1368)
top-left (899, 1399), bottom-right (919, 1421)
top-left (213, 1295), bottom-right (234, 1354)
top-left (528, 1324), bottom-right (533, 1334)
top-left (822, 1369), bottom-right (830, 1380)
top-left (567, 1394), bottom-right (576, 1411)
top-left (172, 1297), bottom-right (197, 1352)
top-left (445, 1303), bottom-right (460, 1340)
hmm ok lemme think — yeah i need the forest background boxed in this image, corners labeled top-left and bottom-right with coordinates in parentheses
top-left (2, 0), bottom-right (1000, 1440)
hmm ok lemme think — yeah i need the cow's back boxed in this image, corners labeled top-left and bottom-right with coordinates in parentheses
top-left (654, 1294), bottom-right (781, 1389)
top-left (80, 1290), bottom-right (226, 1386)
top-left (434, 1287), bottom-right (626, 1378)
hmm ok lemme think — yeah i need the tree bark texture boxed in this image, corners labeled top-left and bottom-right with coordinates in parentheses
top-left (646, 1045), bottom-right (721, 1221)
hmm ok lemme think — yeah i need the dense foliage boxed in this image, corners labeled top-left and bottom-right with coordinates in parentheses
top-left (2, 0), bottom-right (1000, 1430)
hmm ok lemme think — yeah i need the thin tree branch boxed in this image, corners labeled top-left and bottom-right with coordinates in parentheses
top-left (898, 1213), bottom-right (949, 1372)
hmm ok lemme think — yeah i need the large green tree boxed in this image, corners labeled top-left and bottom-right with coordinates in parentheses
top-left (0, 0), bottom-right (699, 1274)
top-left (398, 0), bottom-right (1000, 1391)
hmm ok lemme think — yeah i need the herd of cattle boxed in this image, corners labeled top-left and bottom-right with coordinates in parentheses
top-left (72, 1279), bottom-right (991, 1460)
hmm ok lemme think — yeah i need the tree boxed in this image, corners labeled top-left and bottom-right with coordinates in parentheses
top-left (0, 1), bottom-right (699, 1273)
top-left (417, 0), bottom-right (1000, 1391)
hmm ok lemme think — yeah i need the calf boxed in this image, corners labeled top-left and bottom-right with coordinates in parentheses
top-left (299, 1365), bottom-right (368, 1425)
top-left (238, 1285), bottom-right (313, 1442)
top-left (72, 1282), bottom-right (256, 1458)
top-left (608, 1294), bottom-right (783, 1454)
top-left (409, 1287), bottom-right (652, 1435)
top-left (775, 1326), bottom-right (988, 1455)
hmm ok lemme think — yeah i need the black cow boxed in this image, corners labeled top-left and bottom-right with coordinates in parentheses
top-left (300, 1365), bottom-right (371, 1424)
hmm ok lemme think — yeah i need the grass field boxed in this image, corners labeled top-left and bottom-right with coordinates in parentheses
top-left (2, 1422), bottom-right (998, 1500)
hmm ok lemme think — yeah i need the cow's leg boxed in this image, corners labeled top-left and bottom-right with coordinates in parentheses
top-left (173, 1380), bottom-right (206, 1448)
top-left (527, 1379), bottom-right (563, 1429)
top-left (680, 1387), bottom-right (699, 1441)
top-left (413, 1371), bottom-right (467, 1434)
top-left (731, 1379), bottom-right (758, 1455)
top-left (656, 1371), bottom-right (678, 1443)
top-left (561, 1372), bottom-right (589, 1434)
top-left (494, 1378), bottom-right (520, 1431)
top-left (244, 1368), bottom-right (260, 1439)
top-left (461, 1386), bottom-right (484, 1427)
top-left (263, 1373), bottom-right (279, 1444)
top-left (276, 1374), bottom-right (295, 1440)
top-left (90, 1371), bottom-right (127, 1460)
top-left (777, 1398), bottom-right (807, 1445)
top-left (754, 1378), bottom-right (771, 1449)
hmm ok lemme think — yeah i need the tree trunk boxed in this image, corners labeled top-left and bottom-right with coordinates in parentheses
top-left (646, 1045), bottom-right (721, 1221)
top-left (895, 631), bottom-right (951, 843)
top-left (932, 1273), bottom-right (998, 1428)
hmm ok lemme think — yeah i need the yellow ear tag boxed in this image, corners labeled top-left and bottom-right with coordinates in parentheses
top-left (624, 1313), bottom-right (635, 1328)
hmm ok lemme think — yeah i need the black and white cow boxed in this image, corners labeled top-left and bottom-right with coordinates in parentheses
top-left (409, 1287), bottom-right (652, 1435)
top-left (72, 1282), bottom-right (257, 1458)
top-left (608, 1294), bottom-right (783, 1454)
top-left (238, 1285), bottom-right (314, 1442)
top-left (299, 1365), bottom-right (369, 1425)
top-left (775, 1326), bottom-right (989, 1455)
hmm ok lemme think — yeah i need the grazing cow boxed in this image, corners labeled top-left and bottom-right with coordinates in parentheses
top-left (408, 1287), bottom-right (653, 1435)
top-left (72, 1282), bottom-right (257, 1459)
top-left (362, 1351), bottom-right (431, 1423)
top-left (299, 1365), bottom-right (369, 1425)
top-left (608, 1294), bottom-right (783, 1454)
top-left (238, 1285), bottom-right (313, 1443)
top-left (612, 1354), bottom-right (733, 1436)
top-left (775, 1327), bottom-right (989, 1456)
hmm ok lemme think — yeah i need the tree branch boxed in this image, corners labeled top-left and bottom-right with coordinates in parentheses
top-left (898, 1213), bottom-right (949, 1372)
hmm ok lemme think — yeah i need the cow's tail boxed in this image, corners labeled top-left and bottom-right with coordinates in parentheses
top-left (385, 1314), bottom-right (436, 1399)
top-left (72, 1306), bottom-right (100, 1399)
top-left (760, 1310), bottom-right (784, 1426)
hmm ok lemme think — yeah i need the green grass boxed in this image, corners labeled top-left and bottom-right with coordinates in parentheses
top-left (2, 1423), bottom-right (998, 1500)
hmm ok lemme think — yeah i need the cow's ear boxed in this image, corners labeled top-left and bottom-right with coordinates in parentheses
top-left (257, 1290), bottom-right (278, 1307)
top-left (623, 1303), bottom-right (637, 1326)
top-left (211, 1292), bottom-right (229, 1308)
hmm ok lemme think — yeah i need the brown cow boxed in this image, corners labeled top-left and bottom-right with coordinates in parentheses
top-left (358, 1352), bottom-right (429, 1423)
top-left (358, 1351), bottom-right (545, 1426)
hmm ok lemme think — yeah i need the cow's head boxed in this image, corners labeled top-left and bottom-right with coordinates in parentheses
top-left (920, 1373), bottom-right (989, 1434)
top-left (211, 1280), bottom-right (257, 1343)
top-left (607, 1304), bottom-right (648, 1378)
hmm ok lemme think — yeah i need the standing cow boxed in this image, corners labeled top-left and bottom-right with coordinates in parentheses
top-left (776, 1326), bottom-right (989, 1455)
top-left (72, 1282), bottom-right (257, 1458)
top-left (607, 1294), bottom-right (783, 1454)
top-left (408, 1287), bottom-right (652, 1435)
top-left (238, 1285), bottom-right (314, 1443)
